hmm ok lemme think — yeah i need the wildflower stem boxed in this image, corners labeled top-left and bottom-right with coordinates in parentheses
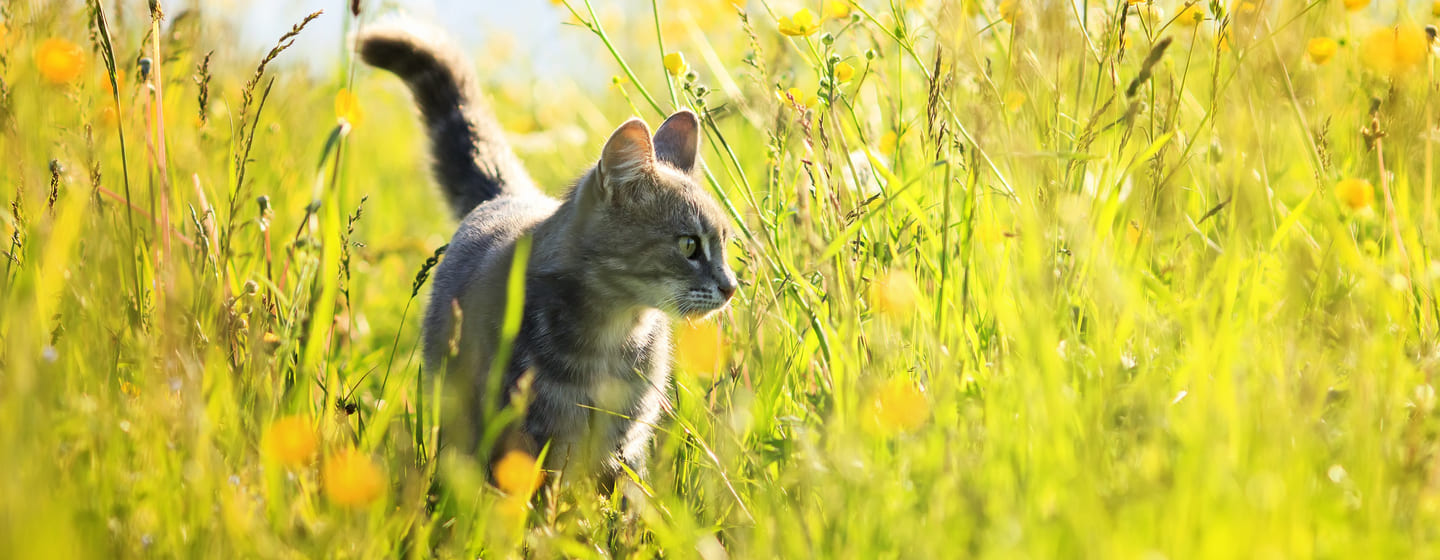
top-left (89, 1), bottom-right (145, 310)
top-left (650, 0), bottom-right (678, 109)
top-left (564, 0), bottom-right (664, 117)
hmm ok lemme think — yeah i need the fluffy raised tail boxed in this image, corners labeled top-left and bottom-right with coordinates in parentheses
top-left (357, 23), bottom-right (533, 217)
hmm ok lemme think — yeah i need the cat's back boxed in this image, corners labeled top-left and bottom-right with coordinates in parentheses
top-left (423, 193), bottom-right (560, 367)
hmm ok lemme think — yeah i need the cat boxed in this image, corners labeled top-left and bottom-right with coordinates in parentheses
top-left (357, 22), bottom-right (737, 488)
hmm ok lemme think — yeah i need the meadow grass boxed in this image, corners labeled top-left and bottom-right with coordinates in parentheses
top-left (2, 0), bottom-right (1440, 557)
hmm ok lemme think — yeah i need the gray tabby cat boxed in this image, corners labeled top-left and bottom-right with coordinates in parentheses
top-left (357, 23), bottom-right (737, 486)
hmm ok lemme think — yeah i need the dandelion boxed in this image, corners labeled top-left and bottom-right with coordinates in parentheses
top-left (869, 268), bottom-right (919, 316)
top-left (492, 450), bottom-right (545, 499)
top-left (998, 0), bottom-right (1022, 23)
top-left (36, 38), bottom-right (85, 84)
top-left (834, 61), bottom-right (855, 83)
top-left (676, 319), bottom-right (727, 376)
top-left (1343, 0), bottom-right (1369, 11)
top-left (263, 415), bottom-right (319, 467)
top-left (1307, 38), bottom-right (1338, 64)
top-left (1360, 25), bottom-right (1427, 76)
top-left (334, 88), bottom-right (364, 128)
top-left (778, 8), bottom-right (820, 36)
top-left (867, 378), bottom-right (930, 434)
top-left (1176, 4), bottom-right (1204, 26)
top-left (1335, 178), bottom-right (1374, 212)
top-left (824, 0), bottom-right (851, 20)
top-left (663, 52), bottom-right (688, 77)
top-left (323, 449), bottom-right (384, 508)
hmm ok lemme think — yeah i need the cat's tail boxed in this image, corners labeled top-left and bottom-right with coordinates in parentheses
top-left (356, 22), bottom-right (534, 217)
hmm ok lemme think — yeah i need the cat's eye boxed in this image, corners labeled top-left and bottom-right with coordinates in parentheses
top-left (678, 236), bottom-right (700, 260)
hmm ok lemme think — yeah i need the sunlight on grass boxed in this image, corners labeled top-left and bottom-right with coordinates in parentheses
top-left (2, 0), bottom-right (1440, 557)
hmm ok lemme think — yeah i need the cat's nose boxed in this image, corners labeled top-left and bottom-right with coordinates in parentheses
top-left (717, 272), bottom-right (737, 301)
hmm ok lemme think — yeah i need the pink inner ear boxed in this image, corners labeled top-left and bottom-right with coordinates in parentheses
top-left (601, 119), bottom-right (656, 178)
top-left (653, 111), bottom-right (699, 171)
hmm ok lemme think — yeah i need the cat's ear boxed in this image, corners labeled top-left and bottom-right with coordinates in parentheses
top-left (653, 110), bottom-right (701, 174)
top-left (599, 118), bottom-right (655, 189)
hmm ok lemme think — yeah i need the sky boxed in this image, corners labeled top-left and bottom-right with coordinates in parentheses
top-left (166, 0), bottom-right (592, 78)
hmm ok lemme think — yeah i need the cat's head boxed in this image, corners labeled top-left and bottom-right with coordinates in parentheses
top-left (572, 110), bottom-right (738, 318)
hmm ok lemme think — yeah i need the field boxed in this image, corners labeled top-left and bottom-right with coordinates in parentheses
top-left (3, 0), bottom-right (1440, 557)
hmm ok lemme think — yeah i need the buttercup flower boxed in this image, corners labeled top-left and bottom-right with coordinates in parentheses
top-left (493, 450), bottom-right (545, 498)
top-left (869, 268), bottom-right (919, 316)
top-left (323, 449), bottom-right (384, 508)
top-left (777, 87), bottom-right (819, 109)
top-left (824, 0), bottom-right (851, 20)
top-left (663, 52), bottom-right (688, 77)
top-left (1359, 25), bottom-right (1427, 76)
top-left (1335, 178), bottom-right (1374, 211)
top-left (867, 378), bottom-right (930, 434)
top-left (37, 38), bottom-right (85, 84)
top-left (334, 88), bottom-right (364, 127)
top-left (834, 61), bottom-right (855, 83)
top-left (676, 319), bottom-right (727, 376)
top-left (999, 0), bottom-right (1021, 23)
top-left (778, 8), bottom-right (820, 36)
top-left (263, 415), bottom-right (319, 467)
top-left (1176, 4), bottom-right (1204, 26)
top-left (1004, 90), bottom-right (1026, 113)
top-left (1343, 0), bottom-right (1369, 11)
top-left (1307, 38), bottom-right (1338, 64)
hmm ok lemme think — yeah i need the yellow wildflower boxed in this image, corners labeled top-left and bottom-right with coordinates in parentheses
top-left (1360, 25), bottom-right (1427, 77)
top-left (493, 450), bottom-right (545, 498)
top-left (998, 0), bottom-right (1021, 23)
top-left (334, 88), bottom-right (364, 128)
top-left (263, 416), bottom-right (319, 467)
top-left (323, 450), bottom-right (385, 508)
top-left (1127, 0), bottom-right (1145, 4)
top-left (37, 38), bottom-right (85, 84)
top-left (869, 268), bottom-right (919, 316)
top-left (1003, 90), bottom-right (1026, 113)
top-left (777, 87), bottom-right (819, 109)
top-left (1433, 1), bottom-right (1440, 17)
top-left (778, 8), bottom-right (820, 36)
top-left (1176, 4), bottom-right (1204, 26)
top-left (834, 61), bottom-right (855, 83)
top-left (663, 52), bottom-right (688, 77)
top-left (676, 319), bottom-right (727, 377)
top-left (1343, 0), bottom-right (1369, 10)
top-left (1126, 221), bottom-right (1144, 245)
top-left (866, 378), bottom-right (930, 434)
top-left (1307, 38), bottom-right (1337, 64)
top-left (824, 0), bottom-right (851, 19)
top-left (1334, 178), bottom-right (1374, 211)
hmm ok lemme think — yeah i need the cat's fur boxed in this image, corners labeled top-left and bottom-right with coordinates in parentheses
top-left (358, 23), bottom-right (737, 485)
